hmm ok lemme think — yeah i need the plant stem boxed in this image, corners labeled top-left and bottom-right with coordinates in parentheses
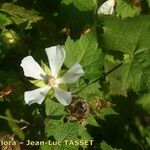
top-left (75, 62), bottom-right (123, 94)
top-left (0, 114), bottom-right (30, 125)
top-left (0, 114), bottom-right (20, 124)
top-left (105, 62), bottom-right (123, 76)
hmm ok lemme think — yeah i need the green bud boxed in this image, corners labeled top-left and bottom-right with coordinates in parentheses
top-left (1, 29), bottom-right (18, 45)
top-left (123, 54), bottom-right (132, 61)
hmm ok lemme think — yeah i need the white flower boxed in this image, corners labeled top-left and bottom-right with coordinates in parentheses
top-left (20, 45), bottom-right (84, 106)
top-left (97, 0), bottom-right (115, 15)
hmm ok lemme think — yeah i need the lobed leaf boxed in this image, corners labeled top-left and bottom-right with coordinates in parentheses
top-left (102, 16), bottom-right (150, 92)
top-left (64, 29), bottom-right (104, 80)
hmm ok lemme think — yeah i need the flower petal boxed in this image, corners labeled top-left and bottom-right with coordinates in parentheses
top-left (54, 87), bottom-right (72, 106)
top-left (24, 86), bottom-right (50, 105)
top-left (20, 56), bottom-right (46, 80)
top-left (57, 63), bottom-right (84, 84)
top-left (45, 45), bottom-right (66, 78)
top-left (97, 0), bottom-right (115, 15)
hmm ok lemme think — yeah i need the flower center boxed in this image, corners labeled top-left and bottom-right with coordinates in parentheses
top-left (48, 75), bottom-right (57, 87)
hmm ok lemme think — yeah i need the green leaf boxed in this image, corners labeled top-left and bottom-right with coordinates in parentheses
top-left (46, 122), bottom-right (80, 150)
top-left (0, 3), bottom-right (42, 25)
top-left (102, 16), bottom-right (150, 92)
top-left (100, 141), bottom-right (121, 150)
top-left (0, 12), bottom-right (12, 26)
top-left (121, 51), bottom-right (150, 92)
top-left (53, 122), bottom-right (79, 141)
top-left (100, 141), bottom-right (113, 150)
top-left (62, 0), bottom-right (97, 11)
top-left (86, 114), bottom-right (99, 127)
top-left (5, 109), bottom-right (25, 140)
top-left (62, 0), bottom-right (74, 5)
top-left (78, 125), bottom-right (92, 148)
top-left (0, 13), bottom-right (7, 25)
top-left (147, 0), bottom-right (150, 7)
top-left (64, 29), bottom-right (104, 80)
top-left (102, 16), bottom-right (150, 53)
top-left (78, 125), bottom-right (91, 140)
top-left (41, 143), bottom-right (79, 150)
top-left (105, 59), bottom-right (127, 96)
top-left (146, 137), bottom-right (150, 146)
top-left (0, 41), bottom-right (5, 62)
top-left (46, 121), bottom-right (93, 149)
top-left (73, 0), bottom-right (97, 11)
top-left (40, 145), bottom-right (54, 150)
top-left (10, 15), bottom-right (27, 25)
top-left (116, 0), bottom-right (140, 18)
top-left (137, 94), bottom-right (150, 114)
top-left (78, 82), bottom-right (102, 100)
top-left (45, 98), bottom-right (67, 116)
top-left (96, 108), bottom-right (118, 120)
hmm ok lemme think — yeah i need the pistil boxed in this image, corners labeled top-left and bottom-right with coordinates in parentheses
top-left (48, 76), bottom-right (56, 87)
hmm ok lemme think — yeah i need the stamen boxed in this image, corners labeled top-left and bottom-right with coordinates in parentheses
top-left (48, 76), bottom-right (56, 87)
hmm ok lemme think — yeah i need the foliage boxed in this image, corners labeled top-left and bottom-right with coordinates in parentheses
top-left (115, 0), bottom-right (140, 18)
top-left (62, 0), bottom-right (97, 11)
top-left (64, 29), bottom-right (104, 79)
top-left (0, 0), bottom-right (150, 150)
top-left (102, 16), bottom-right (150, 92)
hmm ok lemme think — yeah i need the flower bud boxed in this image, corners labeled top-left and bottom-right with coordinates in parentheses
top-left (1, 29), bottom-right (18, 45)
